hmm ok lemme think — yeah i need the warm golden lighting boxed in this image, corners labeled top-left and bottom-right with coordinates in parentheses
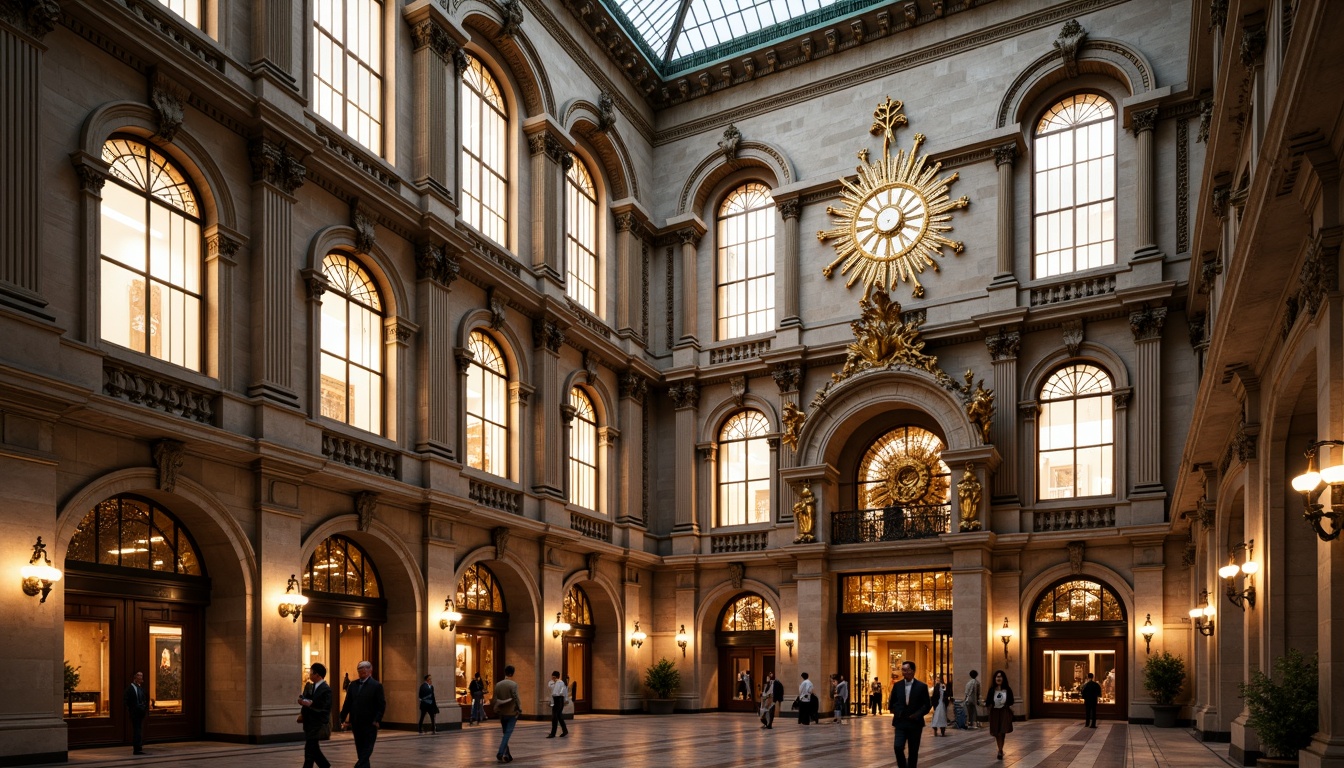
top-left (552, 611), bottom-right (572, 639)
top-left (20, 537), bottom-right (62, 603)
top-left (997, 617), bottom-right (1014, 662)
top-left (1139, 613), bottom-right (1156, 654)
top-left (439, 597), bottom-right (462, 631)
top-left (782, 622), bottom-right (796, 657)
top-left (675, 624), bottom-right (689, 657)
top-left (278, 574), bottom-right (309, 622)
top-left (1292, 440), bottom-right (1344, 540)
top-left (630, 620), bottom-right (646, 649)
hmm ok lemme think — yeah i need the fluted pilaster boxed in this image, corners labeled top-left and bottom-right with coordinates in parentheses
top-left (248, 139), bottom-right (305, 406)
top-left (777, 197), bottom-right (801, 326)
top-left (992, 144), bottom-right (1017, 283)
top-left (1129, 306), bottom-right (1166, 493)
top-left (985, 330), bottom-right (1020, 499)
top-left (1131, 108), bottom-right (1160, 259)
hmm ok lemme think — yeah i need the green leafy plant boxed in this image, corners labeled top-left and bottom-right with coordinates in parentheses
top-left (1239, 649), bottom-right (1319, 759)
top-left (643, 657), bottom-right (681, 699)
top-left (63, 661), bottom-right (81, 698)
top-left (1142, 651), bottom-right (1185, 706)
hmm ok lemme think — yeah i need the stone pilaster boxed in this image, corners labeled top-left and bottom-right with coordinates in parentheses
top-left (385, 317), bottom-right (415, 443)
top-left (985, 330), bottom-right (1020, 500)
top-left (617, 372), bottom-right (648, 526)
top-left (69, 152), bottom-right (107, 342)
top-left (670, 381), bottom-right (700, 534)
top-left (612, 203), bottom-right (649, 338)
top-left (541, 549), bottom-right (566, 713)
top-left (404, 3), bottom-right (466, 199)
top-left (777, 196), bottom-right (801, 326)
top-left (531, 317), bottom-right (565, 498)
top-left (248, 138), bottom-right (306, 407)
top-left (675, 227), bottom-right (704, 347)
top-left (250, 0), bottom-right (298, 86)
top-left (251, 464), bottom-right (306, 739)
top-left (622, 567), bottom-right (645, 710)
top-left (415, 244), bottom-right (460, 459)
top-left (424, 509), bottom-right (461, 724)
top-left (1129, 306), bottom-right (1167, 495)
top-left (673, 568), bottom-right (698, 711)
top-left (205, 229), bottom-right (242, 387)
top-left (1131, 108), bottom-right (1161, 260)
top-left (525, 123), bottom-right (569, 286)
top-left (772, 361), bottom-right (803, 518)
top-left (991, 144), bottom-right (1017, 284)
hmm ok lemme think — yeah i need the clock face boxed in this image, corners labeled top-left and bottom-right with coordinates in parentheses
top-left (859, 184), bottom-right (929, 259)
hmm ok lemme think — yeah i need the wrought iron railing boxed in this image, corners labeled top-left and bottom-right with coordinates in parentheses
top-left (831, 504), bottom-right (951, 544)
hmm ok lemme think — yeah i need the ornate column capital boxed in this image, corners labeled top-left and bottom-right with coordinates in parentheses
top-left (454, 347), bottom-right (474, 374)
top-left (669, 381), bottom-right (699, 410)
top-left (415, 242), bottom-right (461, 287)
top-left (526, 131), bottom-right (568, 167)
top-left (249, 138), bottom-right (306, 194)
top-left (1128, 305), bottom-right (1168, 341)
top-left (409, 18), bottom-right (459, 65)
top-left (992, 143), bottom-right (1017, 168)
top-left (677, 227), bottom-right (702, 248)
top-left (984, 329), bottom-right (1021, 361)
top-left (777, 198), bottom-right (801, 220)
top-left (206, 232), bottom-right (242, 264)
top-left (619, 371), bottom-right (649, 403)
top-left (531, 317), bottom-right (565, 352)
top-left (1130, 107), bottom-right (1159, 137)
top-left (301, 268), bottom-right (328, 301)
top-left (1, 0), bottom-right (61, 39)
top-left (772, 362), bottom-right (802, 393)
top-left (69, 151), bottom-right (108, 194)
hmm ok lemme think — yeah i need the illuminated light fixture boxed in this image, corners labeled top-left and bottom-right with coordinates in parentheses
top-left (1219, 540), bottom-right (1257, 610)
top-left (675, 624), bottom-right (689, 657)
top-left (997, 617), bottom-right (1013, 662)
top-left (1189, 590), bottom-right (1215, 637)
top-left (20, 537), bottom-right (63, 603)
top-left (782, 622), bottom-right (796, 657)
top-left (1291, 440), bottom-right (1344, 540)
top-left (630, 620), bottom-right (646, 649)
top-left (552, 611), bottom-right (572, 639)
top-left (277, 574), bottom-right (309, 622)
top-left (439, 597), bottom-right (462, 631)
top-left (1139, 613), bottom-right (1156, 654)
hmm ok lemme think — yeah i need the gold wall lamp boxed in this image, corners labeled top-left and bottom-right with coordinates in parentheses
top-left (1218, 540), bottom-right (1257, 610)
top-left (20, 537), bottom-right (62, 603)
top-left (997, 617), bottom-right (1013, 662)
top-left (551, 611), bottom-right (572, 639)
top-left (438, 598), bottom-right (462, 631)
top-left (782, 622), bottom-right (796, 657)
top-left (1290, 440), bottom-right (1344, 541)
top-left (1189, 590), bottom-right (1215, 637)
top-left (277, 574), bottom-right (309, 622)
top-left (1139, 613), bottom-right (1156, 654)
top-left (675, 624), bottom-right (689, 657)
top-left (630, 620), bottom-right (646, 649)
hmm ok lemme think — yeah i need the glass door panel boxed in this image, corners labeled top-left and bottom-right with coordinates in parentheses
top-left (564, 639), bottom-right (589, 713)
top-left (64, 620), bottom-right (112, 720)
top-left (147, 623), bottom-right (184, 714)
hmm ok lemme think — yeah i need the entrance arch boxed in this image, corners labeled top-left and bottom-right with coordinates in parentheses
top-left (1029, 577), bottom-right (1129, 720)
top-left (715, 593), bottom-right (776, 712)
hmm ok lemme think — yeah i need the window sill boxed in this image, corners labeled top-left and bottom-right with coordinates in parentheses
top-left (100, 345), bottom-right (220, 392)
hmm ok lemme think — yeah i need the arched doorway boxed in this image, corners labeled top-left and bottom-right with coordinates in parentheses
top-left (716, 593), bottom-right (776, 712)
top-left (63, 494), bottom-right (210, 747)
top-left (1029, 577), bottom-right (1128, 720)
top-left (300, 535), bottom-right (385, 727)
top-left (453, 563), bottom-right (507, 714)
top-left (560, 585), bottom-right (593, 714)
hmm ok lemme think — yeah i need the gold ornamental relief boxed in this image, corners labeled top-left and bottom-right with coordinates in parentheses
top-left (817, 97), bottom-right (970, 299)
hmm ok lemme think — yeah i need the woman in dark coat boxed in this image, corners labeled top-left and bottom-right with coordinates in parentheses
top-left (417, 674), bottom-right (439, 734)
top-left (985, 669), bottom-right (1015, 760)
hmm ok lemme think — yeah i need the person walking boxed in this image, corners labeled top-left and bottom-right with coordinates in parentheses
top-left (888, 661), bottom-right (931, 768)
top-left (929, 675), bottom-right (949, 736)
top-left (338, 660), bottom-right (386, 768)
top-left (298, 662), bottom-right (332, 768)
top-left (831, 674), bottom-right (848, 723)
top-left (469, 672), bottom-right (487, 725)
top-left (124, 671), bottom-right (149, 755)
top-left (546, 670), bottom-right (569, 738)
top-left (963, 670), bottom-right (981, 730)
top-left (797, 672), bottom-right (815, 725)
top-left (1080, 672), bottom-right (1102, 728)
top-left (985, 669), bottom-right (1015, 760)
top-left (758, 673), bottom-right (776, 729)
top-left (492, 665), bottom-right (521, 763)
top-left (417, 673), bottom-right (439, 734)
top-left (869, 677), bottom-right (883, 715)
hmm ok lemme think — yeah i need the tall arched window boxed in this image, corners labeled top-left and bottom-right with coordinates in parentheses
top-left (562, 585), bottom-right (592, 627)
top-left (568, 388), bottom-right (598, 511)
top-left (466, 330), bottom-right (508, 476)
top-left (1038, 364), bottom-right (1114, 499)
top-left (720, 594), bottom-right (776, 631)
top-left (718, 410), bottom-right (771, 527)
top-left (1033, 94), bottom-right (1116, 278)
top-left (301, 535), bottom-right (382, 597)
top-left (461, 55), bottom-right (508, 246)
top-left (319, 253), bottom-right (384, 434)
top-left (66, 495), bottom-right (203, 575)
top-left (312, 0), bottom-right (383, 152)
top-left (99, 138), bottom-right (204, 372)
top-left (716, 183), bottom-right (775, 339)
top-left (566, 158), bottom-right (599, 314)
top-left (456, 563), bottom-right (504, 612)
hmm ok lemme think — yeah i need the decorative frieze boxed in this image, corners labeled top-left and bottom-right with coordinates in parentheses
top-left (321, 432), bottom-right (398, 478)
top-left (103, 361), bottom-right (217, 425)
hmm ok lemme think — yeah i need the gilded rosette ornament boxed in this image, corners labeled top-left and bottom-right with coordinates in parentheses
top-left (818, 97), bottom-right (970, 299)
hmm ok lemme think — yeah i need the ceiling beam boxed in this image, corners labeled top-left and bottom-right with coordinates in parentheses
top-left (662, 0), bottom-right (695, 63)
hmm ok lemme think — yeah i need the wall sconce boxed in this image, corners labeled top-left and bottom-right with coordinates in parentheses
top-left (675, 624), bottom-right (689, 657)
top-left (630, 620), bottom-right (646, 649)
top-left (277, 574), bottom-right (309, 622)
top-left (1217, 540), bottom-right (1257, 610)
top-left (20, 537), bottom-right (62, 603)
top-left (551, 611), bottom-right (572, 639)
top-left (438, 597), bottom-right (462, 631)
top-left (1290, 440), bottom-right (1344, 541)
top-left (997, 617), bottom-right (1013, 662)
top-left (1189, 590), bottom-right (1215, 637)
top-left (782, 622), bottom-right (796, 657)
top-left (1139, 613), bottom-right (1156, 654)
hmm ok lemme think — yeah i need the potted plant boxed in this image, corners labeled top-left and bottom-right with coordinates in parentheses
top-left (1239, 649), bottom-right (1319, 766)
top-left (643, 657), bottom-right (680, 714)
top-left (63, 661), bottom-right (81, 718)
top-left (1143, 651), bottom-right (1185, 727)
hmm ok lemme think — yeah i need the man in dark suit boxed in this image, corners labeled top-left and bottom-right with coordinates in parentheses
top-left (339, 660), bottom-right (386, 768)
top-left (888, 660), bottom-right (932, 768)
top-left (123, 671), bottom-right (148, 755)
top-left (1080, 672), bottom-right (1102, 728)
top-left (299, 662), bottom-right (333, 768)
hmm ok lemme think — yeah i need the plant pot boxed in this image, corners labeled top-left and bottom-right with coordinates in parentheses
top-left (1151, 704), bottom-right (1180, 728)
top-left (647, 699), bottom-right (676, 714)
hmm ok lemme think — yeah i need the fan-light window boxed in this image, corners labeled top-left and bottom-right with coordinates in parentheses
top-left (456, 563), bottom-right (504, 612)
top-left (319, 253), bottom-right (384, 434)
top-left (566, 158), bottom-right (599, 314)
top-left (466, 331), bottom-right (509, 477)
top-left (568, 388), bottom-right (599, 511)
top-left (717, 410), bottom-right (771, 526)
top-left (856, 426), bottom-right (950, 509)
top-left (462, 55), bottom-right (509, 247)
top-left (717, 183), bottom-right (776, 340)
top-left (1038, 364), bottom-right (1114, 499)
top-left (302, 535), bottom-right (382, 598)
top-left (841, 571), bottom-right (953, 613)
top-left (313, 0), bottom-right (383, 153)
top-left (66, 495), bottom-right (203, 575)
top-left (720, 593), bottom-right (776, 631)
top-left (1033, 94), bottom-right (1116, 277)
top-left (99, 138), bottom-right (203, 372)
top-left (1033, 579), bottom-right (1124, 622)
top-left (562, 585), bottom-right (592, 626)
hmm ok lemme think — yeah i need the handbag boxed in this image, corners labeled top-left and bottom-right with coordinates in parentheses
top-left (790, 698), bottom-right (800, 710)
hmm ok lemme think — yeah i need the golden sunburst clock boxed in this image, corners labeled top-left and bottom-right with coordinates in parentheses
top-left (818, 97), bottom-right (970, 299)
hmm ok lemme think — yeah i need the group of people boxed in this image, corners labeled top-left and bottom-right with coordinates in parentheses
top-left (886, 664), bottom-right (1018, 766)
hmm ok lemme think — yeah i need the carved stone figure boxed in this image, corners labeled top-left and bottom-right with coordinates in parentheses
top-left (961, 374), bottom-right (995, 445)
top-left (792, 485), bottom-right (817, 544)
top-left (493, 526), bottom-right (511, 561)
top-left (153, 439), bottom-right (185, 493)
top-left (781, 401), bottom-right (806, 450)
top-left (718, 124), bottom-right (741, 162)
top-left (355, 491), bottom-right (378, 532)
top-left (728, 562), bottom-right (744, 590)
top-left (957, 464), bottom-right (982, 532)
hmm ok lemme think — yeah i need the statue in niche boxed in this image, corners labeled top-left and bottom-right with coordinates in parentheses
top-left (957, 464), bottom-right (982, 532)
top-left (793, 485), bottom-right (817, 544)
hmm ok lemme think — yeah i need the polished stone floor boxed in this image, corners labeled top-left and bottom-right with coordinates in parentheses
top-left (42, 714), bottom-right (1236, 767)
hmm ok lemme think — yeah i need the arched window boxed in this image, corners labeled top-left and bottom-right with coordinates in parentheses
top-left (301, 535), bottom-right (381, 597)
top-left (466, 330), bottom-right (508, 476)
top-left (856, 426), bottom-right (950, 509)
top-left (566, 158), bottom-right (599, 314)
top-left (562, 585), bottom-right (592, 627)
top-left (1038, 364), bottom-right (1114, 499)
top-left (1033, 579), bottom-right (1124, 622)
top-left (312, 0), bottom-right (383, 152)
top-left (718, 410), bottom-right (771, 527)
top-left (456, 563), bottom-right (504, 612)
top-left (720, 594), bottom-right (776, 631)
top-left (1033, 94), bottom-right (1116, 278)
top-left (568, 388), bottom-right (598, 511)
top-left (461, 55), bottom-right (508, 246)
top-left (99, 138), bottom-right (203, 372)
top-left (319, 253), bottom-right (384, 434)
top-left (66, 495), bottom-right (203, 575)
top-left (716, 183), bottom-right (775, 339)
top-left (156, 0), bottom-right (201, 27)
